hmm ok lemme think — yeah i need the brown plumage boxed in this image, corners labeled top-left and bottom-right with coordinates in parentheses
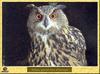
top-left (27, 3), bottom-right (87, 66)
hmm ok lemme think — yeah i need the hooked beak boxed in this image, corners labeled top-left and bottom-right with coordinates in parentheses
top-left (43, 17), bottom-right (49, 27)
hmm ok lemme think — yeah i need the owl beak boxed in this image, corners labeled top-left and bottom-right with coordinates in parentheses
top-left (44, 17), bottom-right (49, 28)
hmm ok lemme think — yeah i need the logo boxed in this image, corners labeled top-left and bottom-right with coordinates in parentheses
top-left (2, 67), bottom-right (8, 72)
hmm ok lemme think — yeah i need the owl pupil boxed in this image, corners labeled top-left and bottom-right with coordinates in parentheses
top-left (51, 15), bottom-right (55, 18)
top-left (36, 14), bottom-right (42, 20)
top-left (50, 14), bottom-right (56, 19)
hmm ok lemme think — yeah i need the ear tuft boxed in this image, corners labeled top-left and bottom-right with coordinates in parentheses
top-left (26, 4), bottom-right (35, 8)
top-left (26, 4), bottom-right (38, 12)
top-left (49, 3), bottom-right (58, 6)
top-left (56, 5), bottom-right (66, 9)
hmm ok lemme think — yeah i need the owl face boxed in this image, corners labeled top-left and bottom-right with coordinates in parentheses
top-left (27, 4), bottom-right (69, 37)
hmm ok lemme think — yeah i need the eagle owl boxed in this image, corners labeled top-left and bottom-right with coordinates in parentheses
top-left (27, 3), bottom-right (87, 66)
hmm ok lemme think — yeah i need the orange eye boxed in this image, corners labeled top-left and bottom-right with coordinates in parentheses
top-left (36, 13), bottom-right (43, 20)
top-left (50, 14), bottom-right (56, 19)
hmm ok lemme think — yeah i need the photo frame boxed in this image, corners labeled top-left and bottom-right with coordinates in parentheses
top-left (0, 0), bottom-right (99, 73)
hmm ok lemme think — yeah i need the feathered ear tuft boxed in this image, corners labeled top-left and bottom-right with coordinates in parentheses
top-left (56, 5), bottom-right (66, 9)
top-left (26, 4), bottom-right (38, 12)
top-left (26, 4), bottom-right (35, 8)
top-left (49, 3), bottom-right (58, 6)
top-left (49, 3), bottom-right (66, 10)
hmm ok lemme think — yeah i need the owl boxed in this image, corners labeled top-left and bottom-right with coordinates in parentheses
top-left (27, 3), bottom-right (87, 66)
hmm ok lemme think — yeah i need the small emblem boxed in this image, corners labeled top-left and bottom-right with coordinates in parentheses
top-left (2, 67), bottom-right (8, 72)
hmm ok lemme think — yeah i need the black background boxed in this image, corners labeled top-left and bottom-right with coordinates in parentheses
top-left (3, 2), bottom-right (97, 66)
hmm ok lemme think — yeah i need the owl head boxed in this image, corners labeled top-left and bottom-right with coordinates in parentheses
top-left (27, 3), bottom-right (69, 38)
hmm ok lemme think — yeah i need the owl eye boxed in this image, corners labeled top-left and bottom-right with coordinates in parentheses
top-left (36, 13), bottom-right (43, 20)
top-left (50, 14), bottom-right (57, 19)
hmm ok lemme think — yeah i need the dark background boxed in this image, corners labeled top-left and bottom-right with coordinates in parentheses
top-left (2, 2), bottom-right (97, 66)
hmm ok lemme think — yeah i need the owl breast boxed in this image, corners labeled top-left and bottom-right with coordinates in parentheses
top-left (28, 26), bottom-right (87, 66)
